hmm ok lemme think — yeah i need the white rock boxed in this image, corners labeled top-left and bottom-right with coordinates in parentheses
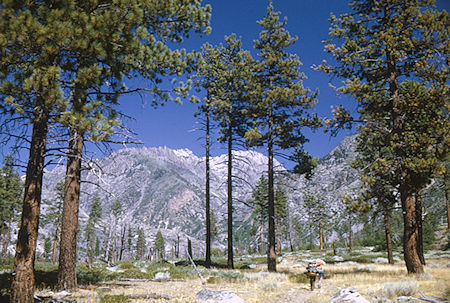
top-left (197, 288), bottom-right (244, 303)
top-left (330, 287), bottom-right (371, 303)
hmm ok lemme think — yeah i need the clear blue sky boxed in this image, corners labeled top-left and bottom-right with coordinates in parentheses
top-left (4, 1), bottom-right (449, 168)
top-left (117, 0), bottom-right (449, 164)
top-left (119, 0), bottom-right (358, 163)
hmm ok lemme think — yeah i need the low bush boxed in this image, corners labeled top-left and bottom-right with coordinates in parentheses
top-left (207, 270), bottom-right (246, 284)
top-left (287, 273), bottom-right (309, 284)
top-left (382, 280), bottom-right (418, 298)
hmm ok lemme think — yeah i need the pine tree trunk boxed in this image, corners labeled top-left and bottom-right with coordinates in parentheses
top-left (52, 222), bottom-right (60, 264)
top-left (415, 190), bottom-right (425, 265)
top-left (104, 218), bottom-right (113, 263)
top-left (446, 178), bottom-right (450, 229)
top-left (260, 217), bottom-right (265, 254)
top-left (11, 111), bottom-right (49, 303)
top-left (319, 221), bottom-right (324, 250)
top-left (57, 128), bottom-right (83, 290)
top-left (349, 224), bottom-right (353, 252)
top-left (267, 111), bottom-right (276, 272)
top-left (187, 238), bottom-right (192, 260)
top-left (227, 124), bottom-right (234, 269)
top-left (205, 105), bottom-right (211, 268)
top-left (176, 235), bottom-right (180, 258)
top-left (119, 225), bottom-right (126, 261)
top-left (401, 185), bottom-right (424, 274)
top-left (382, 206), bottom-right (394, 264)
top-left (309, 223), bottom-right (313, 251)
top-left (2, 220), bottom-right (11, 264)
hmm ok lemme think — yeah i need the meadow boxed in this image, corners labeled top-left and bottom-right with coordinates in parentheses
top-left (1, 248), bottom-right (449, 302)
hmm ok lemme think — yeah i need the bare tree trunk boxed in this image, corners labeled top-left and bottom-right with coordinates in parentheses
top-left (401, 185), bottom-right (424, 274)
top-left (309, 223), bottom-right (313, 251)
top-left (119, 225), bottom-right (126, 261)
top-left (349, 224), bottom-right (353, 252)
top-left (176, 234), bottom-right (180, 258)
top-left (260, 217), bottom-right (265, 254)
top-left (446, 179), bottom-right (450, 229)
top-left (104, 217), bottom-right (113, 263)
top-left (57, 128), bottom-right (83, 290)
top-left (187, 238), bottom-right (192, 260)
top-left (205, 103), bottom-right (211, 268)
top-left (415, 190), bottom-right (425, 265)
top-left (227, 124), bottom-right (234, 269)
top-left (52, 222), bottom-right (60, 264)
top-left (2, 220), bottom-right (12, 264)
top-left (382, 206), bottom-right (394, 264)
top-left (267, 106), bottom-right (276, 272)
top-left (11, 111), bottom-right (49, 303)
top-left (319, 221), bottom-right (324, 250)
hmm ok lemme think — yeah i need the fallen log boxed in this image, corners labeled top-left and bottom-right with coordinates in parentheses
top-left (73, 293), bottom-right (171, 300)
top-left (118, 278), bottom-right (185, 282)
top-left (417, 290), bottom-right (449, 303)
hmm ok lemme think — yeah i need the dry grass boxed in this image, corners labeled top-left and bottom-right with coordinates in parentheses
top-left (45, 255), bottom-right (450, 302)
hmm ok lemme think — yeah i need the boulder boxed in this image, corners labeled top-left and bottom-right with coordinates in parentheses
top-left (330, 287), bottom-right (371, 303)
top-left (196, 288), bottom-right (244, 303)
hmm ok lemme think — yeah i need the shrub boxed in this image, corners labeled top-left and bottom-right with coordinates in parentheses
top-left (382, 280), bottom-right (418, 298)
top-left (207, 270), bottom-right (246, 283)
top-left (288, 273), bottom-right (309, 284)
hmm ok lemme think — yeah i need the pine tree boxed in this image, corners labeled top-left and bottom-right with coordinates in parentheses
top-left (85, 193), bottom-right (102, 266)
top-left (0, 2), bottom-right (69, 298)
top-left (1, 1), bottom-right (211, 298)
top-left (0, 155), bottom-right (22, 264)
top-left (274, 185), bottom-right (289, 253)
top-left (320, 0), bottom-right (449, 274)
top-left (196, 35), bottom-right (255, 269)
top-left (340, 193), bottom-right (371, 252)
top-left (136, 229), bottom-right (146, 261)
top-left (250, 175), bottom-right (269, 254)
top-left (302, 190), bottom-right (329, 250)
top-left (249, 176), bottom-right (290, 254)
top-left (40, 182), bottom-right (64, 265)
top-left (247, 2), bottom-right (321, 271)
top-left (155, 230), bottom-right (165, 260)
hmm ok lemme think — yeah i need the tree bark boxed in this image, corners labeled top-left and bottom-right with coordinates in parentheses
top-left (349, 224), bottom-right (353, 252)
top-left (119, 224), bottom-right (126, 261)
top-left (11, 110), bottom-right (49, 303)
top-left (52, 222), bottom-right (60, 264)
top-left (382, 206), bottom-right (394, 264)
top-left (2, 220), bottom-right (12, 265)
top-left (267, 107), bottom-right (276, 272)
top-left (446, 178), bottom-right (450, 230)
top-left (260, 217), bottom-right (265, 254)
top-left (205, 103), bottom-right (211, 268)
top-left (57, 127), bottom-right (84, 290)
top-left (227, 123), bottom-right (234, 269)
top-left (401, 185), bottom-right (424, 274)
top-left (187, 238), bottom-right (192, 260)
top-left (415, 190), bottom-right (425, 265)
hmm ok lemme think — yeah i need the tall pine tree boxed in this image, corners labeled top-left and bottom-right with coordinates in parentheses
top-left (247, 2), bottom-right (320, 272)
top-left (196, 35), bottom-right (254, 269)
top-left (320, 0), bottom-right (449, 273)
top-left (0, 156), bottom-right (22, 264)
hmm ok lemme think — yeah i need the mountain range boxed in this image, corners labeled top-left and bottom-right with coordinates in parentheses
top-left (39, 136), bottom-right (361, 258)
